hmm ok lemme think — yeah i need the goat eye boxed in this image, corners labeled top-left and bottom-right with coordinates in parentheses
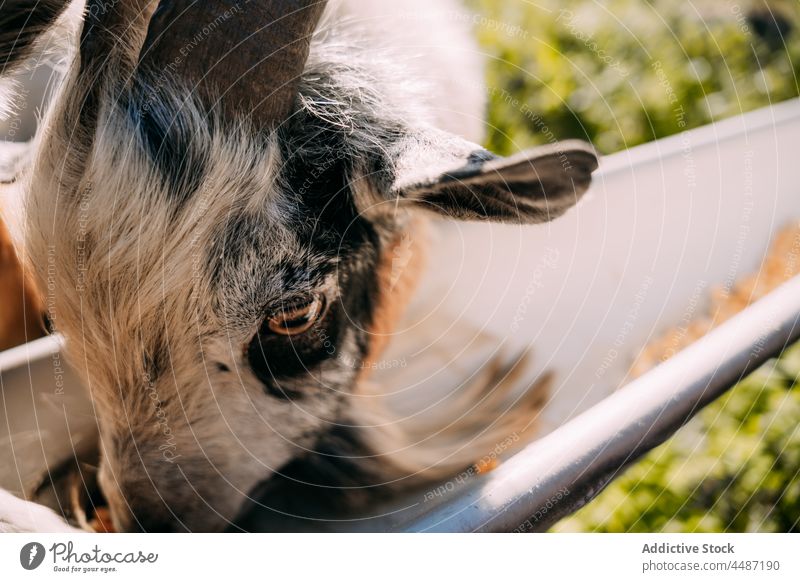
top-left (266, 294), bottom-right (327, 335)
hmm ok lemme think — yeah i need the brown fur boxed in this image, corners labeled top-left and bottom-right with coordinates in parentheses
top-left (0, 213), bottom-right (43, 350)
top-left (359, 216), bottom-right (429, 381)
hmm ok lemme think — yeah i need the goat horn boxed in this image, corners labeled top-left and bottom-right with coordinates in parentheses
top-left (138, 0), bottom-right (327, 127)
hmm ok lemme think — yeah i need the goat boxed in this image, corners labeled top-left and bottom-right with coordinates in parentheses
top-left (0, 0), bottom-right (598, 532)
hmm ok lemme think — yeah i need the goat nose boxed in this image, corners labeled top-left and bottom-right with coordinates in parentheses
top-left (125, 510), bottom-right (181, 533)
top-left (120, 487), bottom-right (188, 532)
top-left (101, 477), bottom-right (183, 532)
top-left (112, 496), bottom-right (184, 532)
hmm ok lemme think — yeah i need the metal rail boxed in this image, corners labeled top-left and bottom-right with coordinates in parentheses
top-left (399, 275), bottom-right (800, 532)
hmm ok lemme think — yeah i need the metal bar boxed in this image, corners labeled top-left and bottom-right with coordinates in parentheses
top-left (400, 274), bottom-right (800, 532)
top-left (0, 334), bottom-right (62, 373)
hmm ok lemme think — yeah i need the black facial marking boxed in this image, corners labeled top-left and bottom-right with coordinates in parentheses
top-left (247, 294), bottom-right (343, 400)
top-left (231, 108), bottom-right (392, 398)
top-left (279, 129), bottom-right (362, 254)
top-left (127, 80), bottom-right (210, 209)
top-left (232, 425), bottom-right (394, 528)
top-left (206, 72), bottom-right (407, 403)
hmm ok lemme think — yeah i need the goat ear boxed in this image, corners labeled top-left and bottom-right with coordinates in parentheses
top-left (389, 128), bottom-right (599, 224)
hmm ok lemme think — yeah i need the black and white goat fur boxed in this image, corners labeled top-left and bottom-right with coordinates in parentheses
top-left (0, 0), bottom-right (597, 532)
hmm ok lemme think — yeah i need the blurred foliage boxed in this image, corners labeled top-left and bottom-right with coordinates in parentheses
top-left (467, 0), bottom-right (800, 531)
top-left (469, 0), bottom-right (800, 155)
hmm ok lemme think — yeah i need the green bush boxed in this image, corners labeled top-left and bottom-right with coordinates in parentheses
top-left (470, 0), bottom-right (800, 155)
top-left (469, 0), bottom-right (800, 532)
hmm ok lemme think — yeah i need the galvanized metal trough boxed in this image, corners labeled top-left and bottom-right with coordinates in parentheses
top-left (1, 98), bottom-right (799, 532)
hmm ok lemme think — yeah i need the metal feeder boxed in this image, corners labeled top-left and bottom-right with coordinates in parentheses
top-left (2, 89), bottom-right (799, 531)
